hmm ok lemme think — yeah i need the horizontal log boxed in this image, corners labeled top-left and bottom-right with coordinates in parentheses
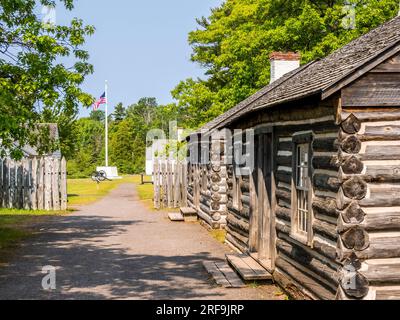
top-left (227, 212), bottom-right (249, 234)
top-left (340, 125), bottom-right (400, 142)
top-left (240, 205), bottom-right (250, 219)
top-left (278, 232), bottom-right (338, 266)
top-left (226, 226), bottom-right (249, 246)
top-left (313, 238), bottom-right (338, 261)
top-left (338, 210), bottom-right (400, 232)
top-left (360, 145), bottom-right (400, 161)
top-left (275, 257), bottom-right (336, 300)
top-left (313, 137), bottom-right (339, 152)
top-left (313, 155), bottom-right (340, 171)
top-left (277, 155), bottom-right (292, 167)
top-left (314, 174), bottom-right (341, 193)
top-left (276, 221), bottom-right (292, 236)
top-left (338, 235), bottom-right (400, 260)
top-left (276, 188), bottom-right (291, 204)
top-left (240, 180), bottom-right (250, 193)
top-left (241, 194), bottom-right (250, 206)
top-left (375, 289), bottom-right (400, 300)
top-left (360, 185), bottom-right (400, 207)
top-left (275, 121), bottom-right (337, 136)
top-left (226, 233), bottom-right (247, 253)
top-left (276, 170), bottom-right (292, 184)
top-left (313, 219), bottom-right (338, 242)
top-left (361, 261), bottom-right (400, 285)
top-left (312, 197), bottom-right (339, 219)
top-left (340, 165), bottom-right (400, 183)
top-left (276, 206), bottom-right (291, 222)
top-left (277, 239), bottom-right (339, 287)
top-left (341, 110), bottom-right (400, 122)
top-left (278, 140), bottom-right (292, 152)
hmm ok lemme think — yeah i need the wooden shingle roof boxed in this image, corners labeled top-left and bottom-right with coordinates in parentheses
top-left (200, 15), bottom-right (400, 132)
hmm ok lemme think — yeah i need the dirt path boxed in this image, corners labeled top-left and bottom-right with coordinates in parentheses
top-left (0, 183), bottom-right (284, 300)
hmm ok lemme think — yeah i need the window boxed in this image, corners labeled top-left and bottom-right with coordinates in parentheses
top-left (292, 133), bottom-right (313, 244)
top-left (296, 144), bottom-right (310, 236)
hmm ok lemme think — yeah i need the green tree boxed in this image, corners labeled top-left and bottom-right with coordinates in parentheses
top-left (67, 117), bottom-right (104, 178)
top-left (173, 0), bottom-right (399, 128)
top-left (90, 110), bottom-right (105, 122)
top-left (113, 102), bottom-right (126, 122)
top-left (0, 0), bottom-right (94, 159)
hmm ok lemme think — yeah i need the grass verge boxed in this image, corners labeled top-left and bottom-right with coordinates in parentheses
top-left (0, 209), bottom-right (68, 255)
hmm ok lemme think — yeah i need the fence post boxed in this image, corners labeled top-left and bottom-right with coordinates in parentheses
top-left (173, 162), bottom-right (180, 208)
top-left (52, 158), bottom-right (61, 210)
top-left (60, 157), bottom-right (67, 211)
top-left (31, 158), bottom-right (38, 210)
top-left (3, 159), bottom-right (9, 208)
top-left (37, 158), bottom-right (44, 210)
top-left (153, 159), bottom-right (160, 210)
top-left (9, 159), bottom-right (16, 209)
top-left (17, 162), bottom-right (23, 209)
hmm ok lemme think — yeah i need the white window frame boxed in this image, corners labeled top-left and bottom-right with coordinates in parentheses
top-left (291, 133), bottom-right (314, 246)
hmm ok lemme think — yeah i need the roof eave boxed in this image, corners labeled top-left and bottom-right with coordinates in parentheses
top-left (321, 41), bottom-right (400, 101)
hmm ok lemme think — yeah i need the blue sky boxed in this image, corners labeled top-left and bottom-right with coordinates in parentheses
top-left (56, 0), bottom-right (221, 118)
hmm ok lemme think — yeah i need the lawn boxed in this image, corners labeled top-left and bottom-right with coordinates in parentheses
top-left (0, 209), bottom-right (67, 255)
top-left (67, 175), bottom-right (142, 207)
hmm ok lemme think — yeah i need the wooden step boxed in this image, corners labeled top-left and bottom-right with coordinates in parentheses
top-left (226, 254), bottom-right (272, 281)
top-left (180, 207), bottom-right (198, 222)
top-left (168, 213), bottom-right (184, 222)
top-left (180, 207), bottom-right (197, 215)
top-left (203, 261), bottom-right (246, 288)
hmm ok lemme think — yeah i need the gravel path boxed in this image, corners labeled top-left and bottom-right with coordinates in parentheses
top-left (0, 183), bottom-right (283, 300)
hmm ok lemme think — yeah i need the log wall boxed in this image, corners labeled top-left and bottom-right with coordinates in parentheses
top-left (187, 134), bottom-right (228, 229)
top-left (224, 98), bottom-right (341, 300)
top-left (336, 108), bottom-right (400, 300)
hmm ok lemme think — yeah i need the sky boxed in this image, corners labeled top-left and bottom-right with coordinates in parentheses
top-left (56, 0), bottom-right (221, 118)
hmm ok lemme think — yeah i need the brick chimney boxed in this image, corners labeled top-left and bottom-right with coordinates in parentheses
top-left (270, 52), bottom-right (301, 83)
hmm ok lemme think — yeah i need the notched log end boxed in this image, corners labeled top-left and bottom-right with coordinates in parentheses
top-left (341, 114), bottom-right (362, 134)
top-left (342, 177), bottom-right (368, 200)
top-left (341, 226), bottom-right (370, 251)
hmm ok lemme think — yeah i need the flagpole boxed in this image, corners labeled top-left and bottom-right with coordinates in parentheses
top-left (105, 80), bottom-right (109, 167)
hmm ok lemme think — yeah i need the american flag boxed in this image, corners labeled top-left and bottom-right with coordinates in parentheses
top-left (93, 92), bottom-right (107, 110)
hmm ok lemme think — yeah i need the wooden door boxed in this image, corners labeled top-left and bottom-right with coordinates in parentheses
top-left (249, 133), bottom-right (273, 262)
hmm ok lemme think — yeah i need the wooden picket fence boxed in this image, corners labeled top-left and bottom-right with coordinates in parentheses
top-left (0, 157), bottom-right (67, 211)
top-left (153, 159), bottom-right (188, 210)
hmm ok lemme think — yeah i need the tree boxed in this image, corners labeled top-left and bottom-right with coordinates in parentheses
top-left (90, 110), bottom-right (105, 122)
top-left (0, 0), bottom-right (95, 159)
top-left (173, 0), bottom-right (400, 128)
top-left (113, 102), bottom-right (126, 122)
top-left (67, 117), bottom-right (104, 178)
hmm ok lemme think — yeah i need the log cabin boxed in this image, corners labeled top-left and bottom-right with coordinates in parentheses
top-left (185, 16), bottom-right (400, 300)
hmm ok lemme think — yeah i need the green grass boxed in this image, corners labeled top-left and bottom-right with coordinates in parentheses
top-left (67, 175), bottom-right (140, 207)
top-left (210, 229), bottom-right (227, 244)
top-left (0, 209), bottom-right (68, 253)
top-left (136, 183), bottom-right (155, 208)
